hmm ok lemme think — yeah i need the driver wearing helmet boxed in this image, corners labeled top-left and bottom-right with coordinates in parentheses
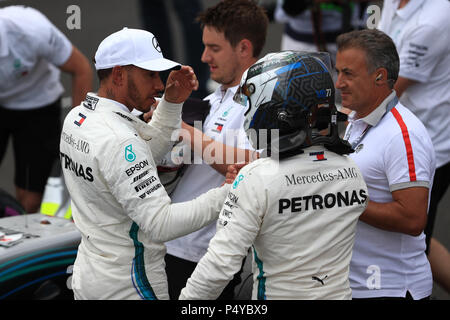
top-left (179, 51), bottom-right (369, 300)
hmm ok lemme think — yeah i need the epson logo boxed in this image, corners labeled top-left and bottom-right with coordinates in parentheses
top-left (227, 192), bottom-right (239, 204)
top-left (125, 160), bottom-right (149, 176)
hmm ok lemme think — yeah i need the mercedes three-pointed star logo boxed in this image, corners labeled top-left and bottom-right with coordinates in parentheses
top-left (152, 36), bottom-right (161, 53)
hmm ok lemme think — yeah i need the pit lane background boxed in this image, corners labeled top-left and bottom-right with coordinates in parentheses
top-left (0, 0), bottom-right (448, 300)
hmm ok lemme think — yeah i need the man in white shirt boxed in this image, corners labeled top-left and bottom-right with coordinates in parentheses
top-left (377, 0), bottom-right (450, 293)
top-left (0, 6), bottom-right (93, 213)
top-left (164, 0), bottom-right (269, 299)
top-left (335, 29), bottom-right (435, 299)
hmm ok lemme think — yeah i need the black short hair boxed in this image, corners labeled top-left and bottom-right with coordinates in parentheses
top-left (96, 68), bottom-right (112, 82)
top-left (92, 57), bottom-right (112, 82)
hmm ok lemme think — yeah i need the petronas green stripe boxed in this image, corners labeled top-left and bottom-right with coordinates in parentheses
top-left (0, 247), bottom-right (76, 270)
top-left (0, 258), bottom-right (75, 282)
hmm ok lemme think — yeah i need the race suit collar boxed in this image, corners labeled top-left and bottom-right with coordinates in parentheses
top-left (84, 93), bottom-right (154, 141)
top-left (99, 95), bottom-right (131, 113)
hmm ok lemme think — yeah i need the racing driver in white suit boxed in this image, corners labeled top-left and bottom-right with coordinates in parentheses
top-left (180, 51), bottom-right (368, 300)
top-left (60, 28), bottom-right (230, 300)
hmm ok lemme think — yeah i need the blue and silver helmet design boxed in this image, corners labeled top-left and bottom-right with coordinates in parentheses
top-left (234, 51), bottom-right (353, 158)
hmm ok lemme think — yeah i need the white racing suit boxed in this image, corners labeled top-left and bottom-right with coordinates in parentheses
top-left (180, 146), bottom-right (368, 300)
top-left (60, 93), bottom-right (228, 300)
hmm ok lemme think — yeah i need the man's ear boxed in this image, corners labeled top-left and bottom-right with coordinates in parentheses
top-left (111, 65), bottom-right (125, 86)
top-left (374, 68), bottom-right (388, 86)
top-left (237, 39), bottom-right (253, 58)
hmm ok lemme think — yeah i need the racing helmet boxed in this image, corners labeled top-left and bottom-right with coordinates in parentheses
top-left (233, 51), bottom-right (353, 158)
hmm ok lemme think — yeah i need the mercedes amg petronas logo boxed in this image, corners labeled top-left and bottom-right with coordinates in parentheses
top-left (152, 36), bottom-right (161, 53)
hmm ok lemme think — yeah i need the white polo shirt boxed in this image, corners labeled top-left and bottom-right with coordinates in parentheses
top-left (0, 6), bottom-right (73, 110)
top-left (378, 0), bottom-right (450, 168)
top-left (165, 85), bottom-right (252, 262)
top-left (346, 91), bottom-right (435, 299)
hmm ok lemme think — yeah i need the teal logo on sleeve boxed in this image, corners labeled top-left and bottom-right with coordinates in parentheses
top-left (125, 144), bottom-right (136, 162)
top-left (13, 59), bottom-right (21, 69)
top-left (232, 174), bottom-right (244, 189)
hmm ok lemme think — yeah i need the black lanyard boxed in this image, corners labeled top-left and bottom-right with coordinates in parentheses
top-left (345, 96), bottom-right (399, 149)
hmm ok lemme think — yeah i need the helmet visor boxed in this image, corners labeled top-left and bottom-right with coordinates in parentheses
top-left (233, 82), bottom-right (251, 107)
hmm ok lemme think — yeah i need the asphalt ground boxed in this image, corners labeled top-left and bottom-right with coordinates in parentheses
top-left (0, 0), bottom-right (448, 300)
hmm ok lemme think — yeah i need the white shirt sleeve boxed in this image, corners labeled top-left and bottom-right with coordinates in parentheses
top-left (384, 130), bottom-right (433, 192)
top-left (179, 165), bottom-right (265, 299)
top-left (22, 6), bottom-right (73, 66)
top-left (397, 24), bottom-right (448, 82)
